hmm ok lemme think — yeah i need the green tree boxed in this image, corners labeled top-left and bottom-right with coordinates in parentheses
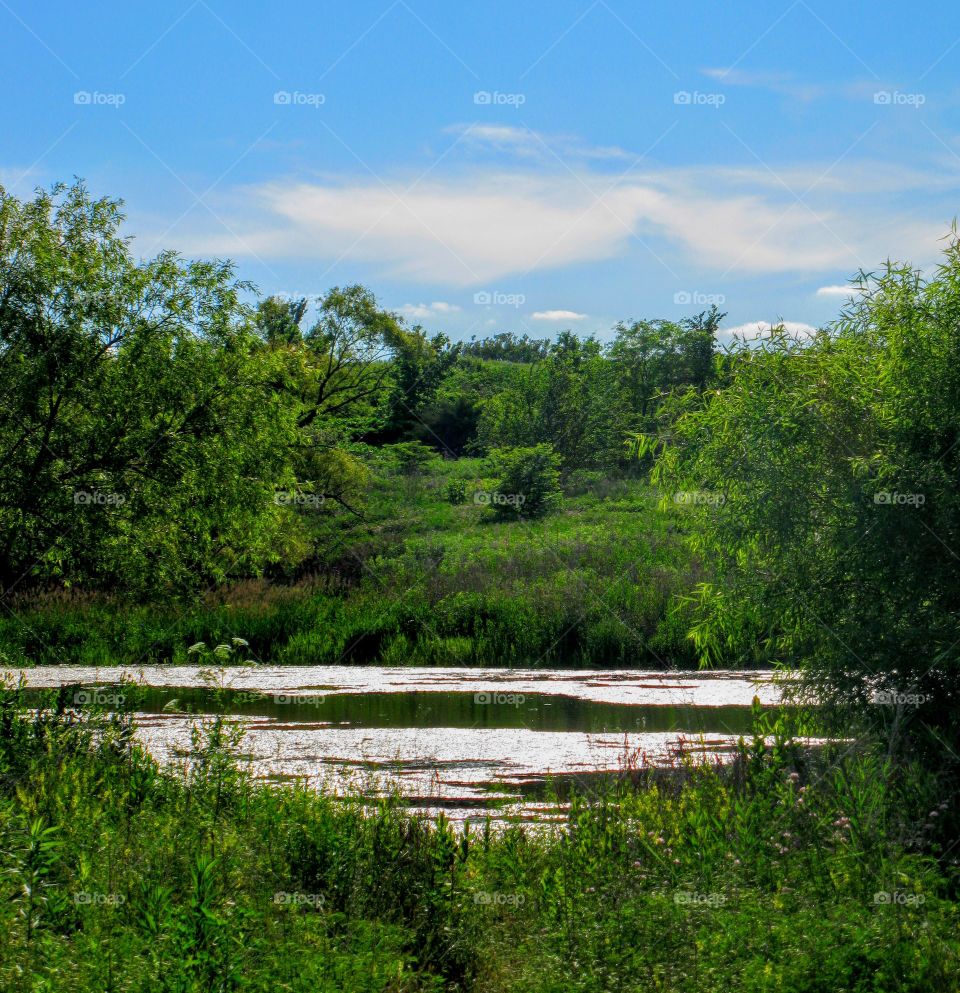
top-left (653, 245), bottom-right (960, 764)
top-left (0, 181), bottom-right (298, 594)
top-left (255, 295), bottom-right (306, 345)
top-left (478, 333), bottom-right (625, 471)
top-left (680, 304), bottom-right (725, 389)
top-left (486, 444), bottom-right (562, 520)
top-left (381, 326), bottom-right (460, 445)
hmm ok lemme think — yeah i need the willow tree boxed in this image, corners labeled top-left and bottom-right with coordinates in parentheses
top-left (654, 241), bottom-right (960, 764)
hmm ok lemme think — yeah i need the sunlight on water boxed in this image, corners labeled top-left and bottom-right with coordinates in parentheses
top-left (10, 666), bottom-right (796, 824)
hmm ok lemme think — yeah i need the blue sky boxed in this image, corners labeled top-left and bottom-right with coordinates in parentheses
top-left (3, 0), bottom-right (960, 341)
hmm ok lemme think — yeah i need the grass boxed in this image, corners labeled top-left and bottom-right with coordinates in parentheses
top-left (0, 462), bottom-right (708, 668)
top-left (1, 687), bottom-right (957, 991)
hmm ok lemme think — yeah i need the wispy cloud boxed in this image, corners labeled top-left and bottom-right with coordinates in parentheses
top-left (182, 174), bottom-right (844, 284)
top-left (398, 301), bottom-right (461, 318)
top-left (531, 309), bottom-right (586, 321)
top-left (166, 127), bottom-right (954, 288)
top-left (816, 284), bottom-right (864, 297)
top-left (446, 123), bottom-right (632, 162)
top-left (701, 68), bottom-right (885, 103)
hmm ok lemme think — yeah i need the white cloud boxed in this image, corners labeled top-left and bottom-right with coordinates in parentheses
top-left (447, 123), bottom-right (631, 162)
top-left (816, 284), bottom-right (864, 297)
top-left (531, 309), bottom-right (586, 321)
top-left (186, 172), bottom-right (860, 285)
top-left (398, 301), bottom-right (461, 318)
top-left (167, 127), bottom-right (955, 287)
top-left (700, 68), bottom-right (885, 104)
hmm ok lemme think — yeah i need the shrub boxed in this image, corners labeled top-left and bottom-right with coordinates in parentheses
top-left (444, 479), bottom-right (467, 505)
top-left (485, 444), bottom-right (562, 520)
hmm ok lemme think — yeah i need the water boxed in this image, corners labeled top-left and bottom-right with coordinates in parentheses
top-left (8, 666), bottom-right (788, 825)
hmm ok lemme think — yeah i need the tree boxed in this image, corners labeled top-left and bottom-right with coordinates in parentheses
top-left (653, 246), bottom-right (960, 765)
top-left (380, 326), bottom-right (460, 445)
top-left (461, 331), bottom-right (551, 363)
top-left (486, 444), bottom-right (562, 520)
top-left (255, 295), bottom-right (306, 346)
top-left (478, 332), bottom-right (626, 471)
top-left (0, 181), bottom-right (298, 595)
top-left (680, 304), bottom-right (725, 390)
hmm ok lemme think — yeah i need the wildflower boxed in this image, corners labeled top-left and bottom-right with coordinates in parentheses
top-left (787, 772), bottom-right (800, 783)
top-left (832, 817), bottom-right (851, 829)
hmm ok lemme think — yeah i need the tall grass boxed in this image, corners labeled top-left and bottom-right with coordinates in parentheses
top-left (0, 469), bottom-right (708, 668)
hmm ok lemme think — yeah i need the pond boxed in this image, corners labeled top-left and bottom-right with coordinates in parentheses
top-left (8, 666), bottom-right (789, 825)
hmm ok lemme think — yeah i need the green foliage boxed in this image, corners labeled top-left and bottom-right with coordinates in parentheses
top-left (0, 470), bottom-right (700, 668)
top-left (255, 295), bottom-right (306, 345)
top-left (383, 441), bottom-right (441, 477)
top-left (478, 334), bottom-right (627, 471)
top-left (610, 308), bottom-right (722, 433)
top-left (652, 238), bottom-right (960, 765)
top-left (444, 479), bottom-right (467, 505)
top-left (485, 444), bottom-right (562, 520)
top-left (0, 181), bottom-right (299, 595)
top-left (461, 331), bottom-right (552, 363)
top-left (380, 324), bottom-right (460, 443)
top-left (0, 692), bottom-right (956, 992)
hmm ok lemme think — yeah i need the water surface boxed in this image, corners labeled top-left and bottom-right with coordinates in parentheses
top-left (9, 666), bottom-right (789, 824)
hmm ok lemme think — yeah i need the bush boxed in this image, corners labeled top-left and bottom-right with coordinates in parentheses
top-left (444, 479), bottom-right (467, 505)
top-left (653, 236), bottom-right (960, 767)
top-left (485, 444), bottom-right (562, 520)
top-left (381, 441), bottom-right (439, 476)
